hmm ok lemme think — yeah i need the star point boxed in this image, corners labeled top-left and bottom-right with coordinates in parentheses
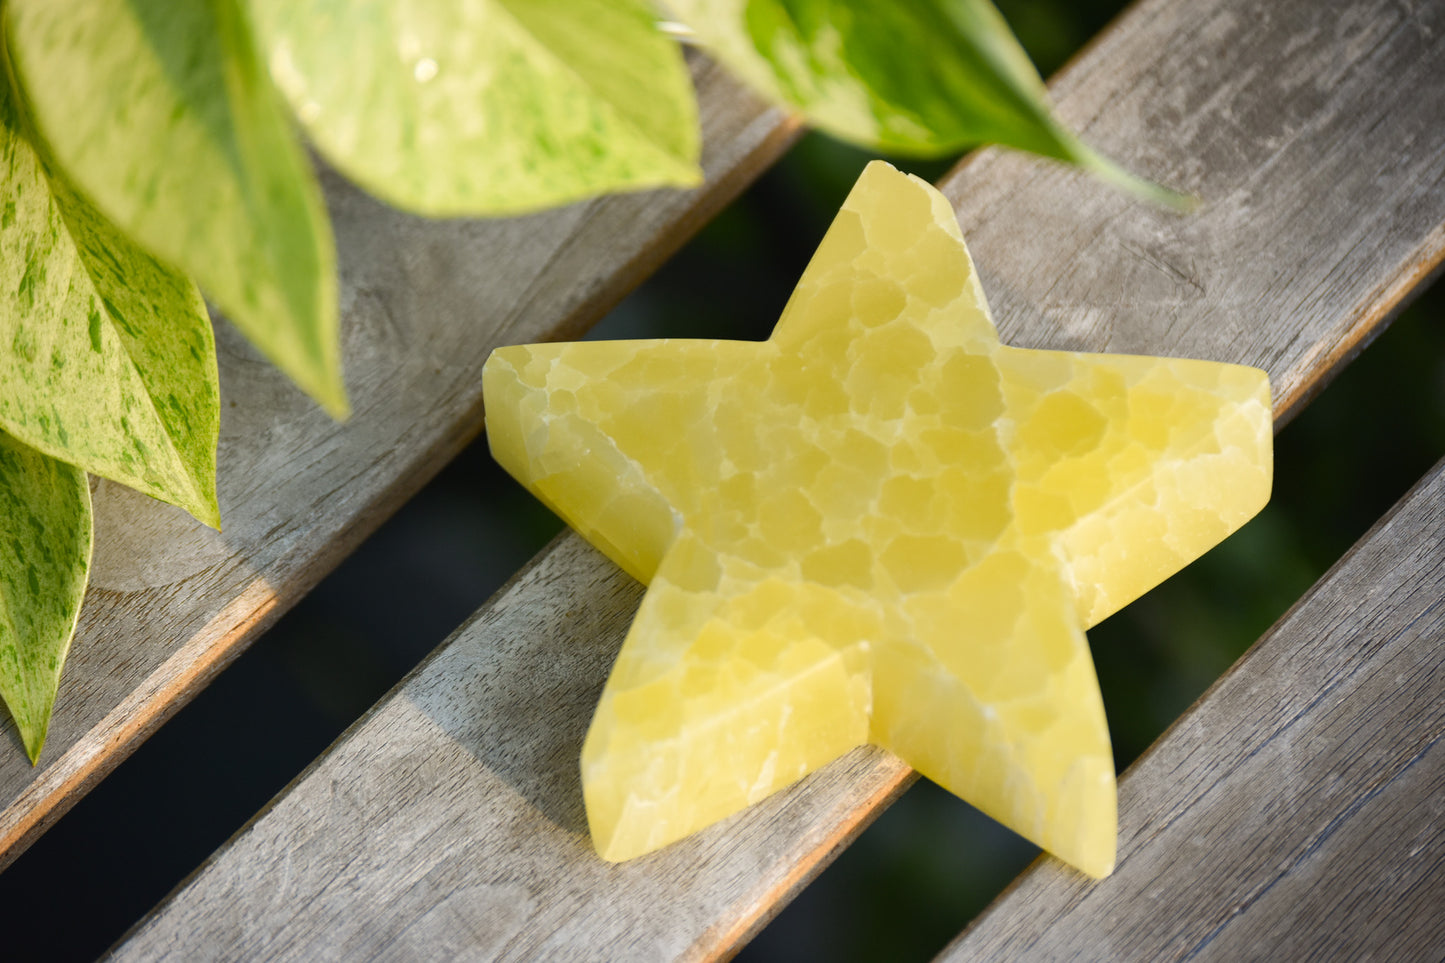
top-left (483, 161), bottom-right (1271, 877)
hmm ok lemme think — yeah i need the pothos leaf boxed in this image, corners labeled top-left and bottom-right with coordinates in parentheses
top-left (665, 0), bottom-right (1187, 207)
top-left (249, 0), bottom-right (702, 216)
top-left (5, 0), bottom-right (348, 417)
top-left (0, 69), bottom-right (221, 527)
top-left (0, 431), bottom-right (90, 763)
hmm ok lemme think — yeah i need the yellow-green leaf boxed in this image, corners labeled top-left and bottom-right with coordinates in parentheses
top-left (249, 0), bottom-right (702, 216)
top-left (5, 0), bottom-right (348, 416)
top-left (0, 431), bottom-right (90, 763)
top-left (667, 0), bottom-right (1186, 206)
top-left (0, 72), bottom-right (220, 527)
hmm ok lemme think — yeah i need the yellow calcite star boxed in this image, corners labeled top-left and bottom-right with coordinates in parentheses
top-left (482, 162), bottom-right (1271, 878)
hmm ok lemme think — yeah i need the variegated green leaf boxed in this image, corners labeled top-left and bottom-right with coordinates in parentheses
top-left (0, 430), bottom-right (90, 763)
top-left (249, 0), bottom-right (701, 216)
top-left (0, 72), bottom-right (220, 527)
top-left (6, 0), bottom-right (348, 416)
top-left (667, 0), bottom-right (1185, 206)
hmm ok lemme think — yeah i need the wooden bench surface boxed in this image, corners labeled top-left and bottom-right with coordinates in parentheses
top-left (0, 59), bottom-right (797, 871)
top-left (104, 0), bottom-right (1445, 958)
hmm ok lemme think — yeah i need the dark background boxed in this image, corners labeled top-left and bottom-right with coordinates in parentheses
top-left (2, 2), bottom-right (1443, 959)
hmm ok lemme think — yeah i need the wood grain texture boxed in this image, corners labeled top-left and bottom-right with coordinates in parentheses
top-left (940, 457), bottom-right (1445, 962)
top-left (109, 0), bottom-right (1445, 957)
top-left (0, 56), bottom-right (798, 870)
top-left (943, 0), bottom-right (1445, 427)
top-left (110, 534), bottom-right (915, 962)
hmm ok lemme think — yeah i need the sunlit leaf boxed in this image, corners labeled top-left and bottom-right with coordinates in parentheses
top-left (249, 0), bottom-right (702, 216)
top-left (0, 431), bottom-right (90, 763)
top-left (6, 0), bottom-right (348, 416)
top-left (666, 0), bottom-right (1186, 206)
top-left (0, 73), bottom-right (220, 527)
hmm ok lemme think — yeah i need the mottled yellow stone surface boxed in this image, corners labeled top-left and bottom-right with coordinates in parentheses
top-left (482, 162), bottom-right (1272, 878)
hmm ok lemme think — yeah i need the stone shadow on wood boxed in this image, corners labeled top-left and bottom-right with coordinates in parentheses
top-left (409, 532), bottom-right (641, 838)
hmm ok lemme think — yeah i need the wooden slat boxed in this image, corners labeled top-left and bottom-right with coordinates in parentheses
top-left (941, 456), bottom-right (1445, 961)
top-left (949, 0), bottom-right (1445, 426)
top-left (111, 533), bottom-right (917, 962)
top-left (110, 0), bottom-right (1445, 957)
top-left (0, 57), bottom-right (798, 870)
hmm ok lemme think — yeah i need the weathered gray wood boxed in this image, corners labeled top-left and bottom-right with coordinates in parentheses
top-left (109, 534), bottom-right (915, 962)
top-left (108, 0), bottom-right (1445, 958)
top-left (940, 457), bottom-right (1445, 961)
top-left (0, 57), bottom-right (797, 869)
top-left (947, 0), bottom-right (1445, 425)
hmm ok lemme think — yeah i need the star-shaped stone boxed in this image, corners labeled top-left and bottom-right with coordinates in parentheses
top-left (482, 162), bottom-right (1271, 877)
